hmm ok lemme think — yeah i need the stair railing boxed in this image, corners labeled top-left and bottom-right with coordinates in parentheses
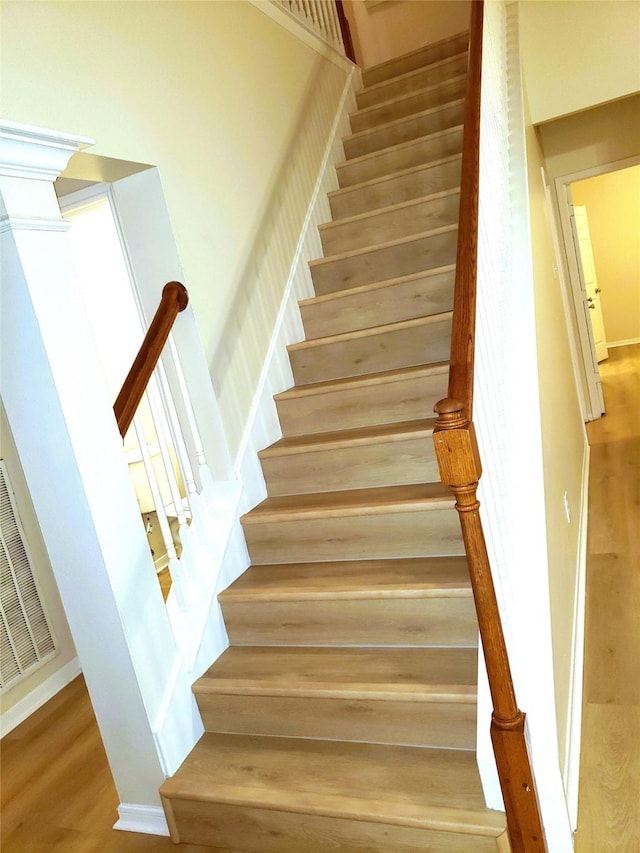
top-left (114, 281), bottom-right (189, 439)
top-left (276, 0), bottom-right (355, 61)
top-left (432, 2), bottom-right (547, 851)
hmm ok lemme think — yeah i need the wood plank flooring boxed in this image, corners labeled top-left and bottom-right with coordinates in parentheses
top-left (574, 344), bottom-right (640, 852)
top-left (0, 676), bottom-right (211, 853)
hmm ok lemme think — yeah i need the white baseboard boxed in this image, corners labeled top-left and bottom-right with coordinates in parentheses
top-left (564, 440), bottom-right (591, 830)
top-left (0, 656), bottom-right (81, 737)
top-left (608, 337), bottom-right (640, 348)
top-left (114, 803), bottom-right (169, 836)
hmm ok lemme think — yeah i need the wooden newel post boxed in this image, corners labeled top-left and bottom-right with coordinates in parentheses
top-left (433, 397), bottom-right (547, 853)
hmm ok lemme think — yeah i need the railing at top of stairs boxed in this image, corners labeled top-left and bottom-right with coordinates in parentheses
top-left (276, 0), bottom-right (356, 62)
top-left (432, 2), bottom-right (547, 851)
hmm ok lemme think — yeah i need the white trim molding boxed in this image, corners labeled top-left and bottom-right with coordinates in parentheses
top-left (608, 337), bottom-right (640, 348)
top-left (0, 120), bottom-right (93, 180)
top-left (564, 440), bottom-right (590, 830)
top-left (0, 215), bottom-right (71, 234)
top-left (0, 656), bottom-right (82, 737)
top-left (114, 804), bottom-right (170, 836)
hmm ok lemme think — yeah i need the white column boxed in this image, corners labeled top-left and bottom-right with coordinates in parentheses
top-left (0, 121), bottom-right (198, 834)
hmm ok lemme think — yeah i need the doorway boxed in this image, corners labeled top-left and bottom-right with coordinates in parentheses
top-left (555, 159), bottom-right (640, 421)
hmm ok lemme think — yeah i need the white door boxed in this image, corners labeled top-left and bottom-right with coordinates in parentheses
top-left (570, 205), bottom-right (609, 362)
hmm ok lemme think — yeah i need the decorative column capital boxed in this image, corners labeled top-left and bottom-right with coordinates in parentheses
top-left (0, 120), bottom-right (94, 181)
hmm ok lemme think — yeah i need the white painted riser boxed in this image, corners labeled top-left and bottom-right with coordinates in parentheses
top-left (289, 313), bottom-right (452, 386)
top-left (357, 52), bottom-right (468, 110)
top-left (329, 156), bottom-right (461, 220)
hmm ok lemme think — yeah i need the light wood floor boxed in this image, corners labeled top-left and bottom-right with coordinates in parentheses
top-left (1, 347), bottom-right (637, 852)
top-left (574, 344), bottom-right (640, 852)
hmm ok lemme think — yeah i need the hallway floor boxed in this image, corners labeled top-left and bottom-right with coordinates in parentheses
top-left (575, 343), bottom-right (640, 852)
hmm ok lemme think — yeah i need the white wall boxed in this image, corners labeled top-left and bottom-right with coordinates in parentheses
top-left (519, 0), bottom-right (640, 125)
top-left (0, 405), bottom-right (79, 731)
top-left (344, 0), bottom-right (471, 68)
top-left (0, 0), bottom-right (352, 461)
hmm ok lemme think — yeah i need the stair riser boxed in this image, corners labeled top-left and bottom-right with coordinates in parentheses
top-left (351, 77), bottom-right (466, 133)
top-left (362, 32), bottom-right (469, 88)
top-left (301, 268), bottom-right (455, 338)
top-left (320, 190), bottom-right (460, 256)
top-left (276, 367), bottom-right (448, 436)
top-left (290, 316), bottom-right (452, 386)
top-left (344, 101), bottom-right (465, 160)
top-left (197, 694), bottom-right (476, 749)
top-left (311, 228), bottom-right (457, 296)
top-left (330, 157), bottom-right (461, 219)
top-left (222, 595), bottom-right (476, 647)
top-left (242, 504), bottom-right (463, 565)
top-left (165, 799), bottom-right (499, 852)
top-left (337, 127), bottom-right (463, 188)
top-left (357, 54), bottom-right (468, 110)
top-left (261, 434), bottom-right (439, 496)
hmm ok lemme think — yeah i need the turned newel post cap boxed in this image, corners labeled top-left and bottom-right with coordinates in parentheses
top-left (434, 397), bottom-right (469, 430)
top-left (434, 397), bottom-right (464, 415)
top-left (163, 280), bottom-right (189, 311)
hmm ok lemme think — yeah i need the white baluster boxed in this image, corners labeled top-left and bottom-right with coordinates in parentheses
top-left (167, 337), bottom-right (220, 543)
top-left (151, 357), bottom-right (213, 570)
top-left (327, 1), bottom-right (341, 45)
top-left (133, 415), bottom-right (189, 610)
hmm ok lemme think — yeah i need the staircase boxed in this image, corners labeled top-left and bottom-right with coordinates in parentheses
top-left (160, 30), bottom-right (509, 852)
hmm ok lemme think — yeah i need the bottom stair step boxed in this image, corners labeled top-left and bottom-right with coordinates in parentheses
top-left (161, 733), bottom-right (507, 851)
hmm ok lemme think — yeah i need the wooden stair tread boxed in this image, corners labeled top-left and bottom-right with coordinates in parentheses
top-left (328, 154), bottom-right (461, 202)
top-left (349, 77), bottom-right (467, 137)
top-left (310, 223), bottom-right (457, 269)
top-left (359, 51), bottom-right (469, 100)
top-left (218, 556), bottom-right (472, 601)
top-left (288, 311), bottom-right (452, 352)
top-left (259, 418), bottom-right (437, 457)
top-left (242, 482), bottom-right (454, 524)
top-left (344, 98), bottom-right (465, 148)
top-left (274, 361), bottom-right (448, 400)
top-left (196, 646), bottom-right (477, 701)
top-left (361, 31), bottom-right (469, 87)
top-left (160, 733), bottom-right (504, 836)
top-left (336, 125), bottom-right (464, 173)
top-left (318, 187), bottom-right (460, 233)
top-left (299, 263), bottom-right (456, 309)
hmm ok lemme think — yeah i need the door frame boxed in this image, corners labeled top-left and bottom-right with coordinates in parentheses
top-left (553, 155), bottom-right (640, 421)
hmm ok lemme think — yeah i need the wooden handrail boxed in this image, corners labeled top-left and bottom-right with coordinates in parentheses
top-left (433, 3), bottom-right (547, 851)
top-left (335, 0), bottom-right (356, 64)
top-left (446, 0), bottom-right (482, 420)
top-left (113, 281), bottom-right (188, 439)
